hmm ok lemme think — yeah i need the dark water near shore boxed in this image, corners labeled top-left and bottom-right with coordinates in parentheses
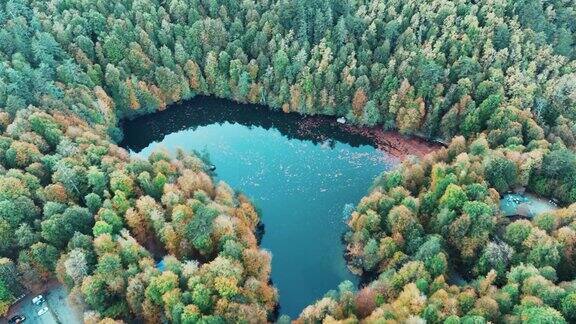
top-left (121, 97), bottom-right (395, 317)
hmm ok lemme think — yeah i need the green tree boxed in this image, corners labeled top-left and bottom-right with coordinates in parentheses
top-left (363, 238), bottom-right (381, 271)
top-left (361, 100), bottom-right (380, 126)
top-left (440, 184), bottom-right (468, 211)
top-left (484, 157), bottom-right (517, 193)
top-left (561, 293), bottom-right (576, 322)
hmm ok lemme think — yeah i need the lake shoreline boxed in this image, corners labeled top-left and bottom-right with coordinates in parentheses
top-left (121, 95), bottom-right (443, 160)
top-left (295, 115), bottom-right (443, 160)
top-left (119, 95), bottom-right (442, 318)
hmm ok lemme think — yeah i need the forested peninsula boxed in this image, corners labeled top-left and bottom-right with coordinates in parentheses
top-left (0, 0), bottom-right (575, 323)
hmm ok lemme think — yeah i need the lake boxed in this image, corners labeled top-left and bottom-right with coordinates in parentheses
top-left (120, 97), bottom-right (399, 317)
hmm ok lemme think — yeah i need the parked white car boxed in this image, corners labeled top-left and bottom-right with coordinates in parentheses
top-left (37, 306), bottom-right (49, 316)
top-left (32, 295), bottom-right (45, 305)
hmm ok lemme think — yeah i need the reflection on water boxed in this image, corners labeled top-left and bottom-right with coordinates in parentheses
top-left (121, 96), bottom-right (380, 153)
top-left (120, 97), bottom-right (394, 317)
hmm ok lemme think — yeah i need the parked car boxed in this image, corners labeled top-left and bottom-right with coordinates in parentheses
top-left (37, 306), bottom-right (49, 316)
top-left (8, 315), bottom-right (26, 323)
top-left (32, 295), bottom-right (44, 305)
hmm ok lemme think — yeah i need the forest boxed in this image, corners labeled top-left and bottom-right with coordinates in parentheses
top-left (0, 0), bottom-right (575, 322)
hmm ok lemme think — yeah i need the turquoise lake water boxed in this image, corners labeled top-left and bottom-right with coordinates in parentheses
top-left (121, 97), bottom-right (394, 317)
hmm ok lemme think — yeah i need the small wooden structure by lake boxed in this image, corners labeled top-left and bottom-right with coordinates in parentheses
top-left (500, 193), bottom-right (558, 219)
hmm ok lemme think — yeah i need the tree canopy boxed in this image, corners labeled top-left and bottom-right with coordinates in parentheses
top-left (0, 0), bottom-right (575, 322)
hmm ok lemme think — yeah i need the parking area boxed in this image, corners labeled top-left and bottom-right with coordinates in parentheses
top-left (2, 283), bottom-right (82, 324)
top-left (44, 285), bottom-right (82, 323)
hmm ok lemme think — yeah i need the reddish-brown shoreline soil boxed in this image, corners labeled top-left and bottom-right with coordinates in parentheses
top-left (296, 115), bottom-right (443, 160)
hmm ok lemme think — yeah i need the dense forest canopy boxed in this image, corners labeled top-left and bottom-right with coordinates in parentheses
top-left (0, 109), bottom-right (277, 321)
top-left (0, 0), bottom-right (575, 322)
top-left (2, 0), bottom-right (576, 144)
top-left (324, 136), bottom-right (576, 322)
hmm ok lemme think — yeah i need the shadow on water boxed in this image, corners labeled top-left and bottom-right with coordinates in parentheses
top-left (120, 96), bottom-right (376, 152)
